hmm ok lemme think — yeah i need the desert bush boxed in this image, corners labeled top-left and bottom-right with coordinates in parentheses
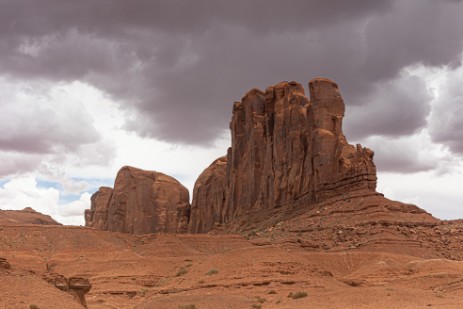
top-left (178, 305), bottom-right (198, 309)
top-left (206, 268), bottom-right (219, 275)
top-left (29, 305), bottom-right (39, 309)
top-left (288, 291), bottom-right (308, 299)
top-left (248, 231), bottom-right (257, 237)
top-left (255, 296), bottom-right (266, 303)
top-left (176, 267), bottom-right (188, 277)
top-left (267, 289), bottom-right (277, 294)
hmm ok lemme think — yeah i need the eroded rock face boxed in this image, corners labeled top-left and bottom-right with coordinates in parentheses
top-left (44, 274), bottom-right (92, 308)
top-left (84, 187), bottom-right (113, 229)
top-left (187, 156), bottom-right (228, 233)
top-left (85, 166), bottom-right (190, 234)
top-left (188, 78), bottom-right (377, 233)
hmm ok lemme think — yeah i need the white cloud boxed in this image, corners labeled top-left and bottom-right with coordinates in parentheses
top-left (378, 170), bottom-right (463, 220)
top-left (0, 80), bottom-right (229, 224)
top-left (359, 129), bottom-right (455, 174)
top-left (52, 81), bottom-right (231, 193)
top-left (0, 77), bottom-right (100, 154)
top-left (0, 176), bottom-right (89, 225)
top-left (57, 192), bottom-right (91, 225)
top-left (0, 176), bottom-right (59, 217)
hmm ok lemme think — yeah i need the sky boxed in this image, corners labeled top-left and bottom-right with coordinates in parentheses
top-left (0, 0), bottom-right (462, 225)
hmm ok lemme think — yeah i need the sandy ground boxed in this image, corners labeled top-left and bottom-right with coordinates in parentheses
top-left (2, 224), bottom-right (463, 309)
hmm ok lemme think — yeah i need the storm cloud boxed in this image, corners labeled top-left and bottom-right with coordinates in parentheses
top-left (1, 0), bottom-right (463, 223)
top-left (1, 0), bottom-right (462, 148)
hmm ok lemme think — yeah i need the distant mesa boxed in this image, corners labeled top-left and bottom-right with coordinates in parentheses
top-left (0, 207), bottom-right (61, 225)
top-left (84, 77), bottom-right (436, 235)
top-left (84, 166), bottom-right (190, 234)
top-left (22, 207), bottom-right (37, 212)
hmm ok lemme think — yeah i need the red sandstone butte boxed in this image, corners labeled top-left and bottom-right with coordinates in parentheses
top-left (188, 78), bottom-right (377, 233)
top-left (85, 166), bottom-right (190, 234)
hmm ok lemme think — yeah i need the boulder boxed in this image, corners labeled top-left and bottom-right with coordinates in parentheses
top-left (188, 78), bottom-right (377, 233)
top-left (85, 166), bottom-right (190, 234)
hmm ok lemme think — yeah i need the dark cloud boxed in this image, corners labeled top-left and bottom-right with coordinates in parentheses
top-left (344, 73), bottom-right (432, 139)
top-left (361, 0), bottom-right (463, 81)
top-left (1, 0), bottom-right (463, 145)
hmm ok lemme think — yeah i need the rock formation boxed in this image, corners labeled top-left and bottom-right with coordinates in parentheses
top-left (84, 187), bottom-right (113, 230)
top-left (188, 78), bottom-right (377, 233)
top-left (43, 274), bottom-right (92, 308)
top-left (85, 166), bottom-right (190, 234)
top-left (187, 156), bottom-right (228, 233)
top-left (0, 207), bottom-right (61, 225)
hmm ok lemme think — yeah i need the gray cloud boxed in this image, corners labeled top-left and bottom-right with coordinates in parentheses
top-left (360, 134), bottom-right (440, 174)
top-left (428, 66), bottom-right (463, 154)
top-left (0, 77), bottom-right (117, 180)
top-left (344, 73), bottom-right (432, 139)
top-left (0, 152), bottom-right (42, 177)
top-left (361, 0), bottom-right (463, 82)
top-left (0, 0), bottom-right (463, 146)
top-left (0, 78), bottom-right (99, 154)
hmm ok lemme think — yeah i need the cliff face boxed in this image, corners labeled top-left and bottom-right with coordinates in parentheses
top-left (85, 166), bottom-right (190, 234)
top-left (84, 187), bottom-right (113, 230)
top-left (187, 156), bottom-right (228, 233)
top-left (188, 78), bottom-right (377, 233)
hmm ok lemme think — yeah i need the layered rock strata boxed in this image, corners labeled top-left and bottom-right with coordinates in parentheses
top-left (85, 166), bottom-right (190, 234)
top-left (188, 78), bottom-right (377, 233)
